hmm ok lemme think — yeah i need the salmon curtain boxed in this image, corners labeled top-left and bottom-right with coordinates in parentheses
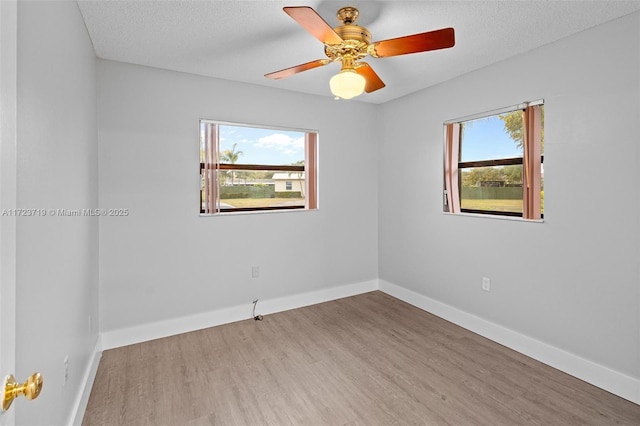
top-left (203, 122), bottom-right (218, 214)
top-left (444, 123), bottom-right (461, 213)
top-left (522, 105), bottom-right (542, 220)
top-left (305, 132), bottom-right (318, 210)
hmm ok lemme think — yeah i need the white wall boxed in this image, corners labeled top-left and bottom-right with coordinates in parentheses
top-left (15, 1), bottom-right (99, 425)
top-left (98, 61), bottom-right (379, 333)
top-left (378, 11), bottom-right (639, 385)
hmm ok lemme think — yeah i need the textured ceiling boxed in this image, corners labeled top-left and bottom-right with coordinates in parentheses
top-left (77, 0), bottom-right (640, 104)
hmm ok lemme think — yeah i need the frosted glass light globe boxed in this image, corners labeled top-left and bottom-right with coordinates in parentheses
top-left (330, 70), bottom-right (366, 99)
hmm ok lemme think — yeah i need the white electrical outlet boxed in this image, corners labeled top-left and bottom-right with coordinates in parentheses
top-left (252, 266), bottom-right (260, 278)
top-left (482, 277), bottom-right (491, 292)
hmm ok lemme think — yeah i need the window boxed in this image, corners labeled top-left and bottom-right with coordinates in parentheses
top-left (444, 102), bottom-right (544, 219)
top-left (200, 120), bottom-right (318, 214)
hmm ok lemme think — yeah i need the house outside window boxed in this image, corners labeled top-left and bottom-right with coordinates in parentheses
top-left (200, 120), bottom-right (318, 214)
top-left (444, 102), bottom-right (544, 220)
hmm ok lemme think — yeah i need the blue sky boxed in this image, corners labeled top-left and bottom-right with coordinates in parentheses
top-left (461, 115), bottom-right (521, 162)
top-left (218, 124), bottom-right (305, 165)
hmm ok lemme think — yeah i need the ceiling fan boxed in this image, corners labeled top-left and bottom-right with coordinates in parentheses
top-left (265, 6), bottom-right (455, 99)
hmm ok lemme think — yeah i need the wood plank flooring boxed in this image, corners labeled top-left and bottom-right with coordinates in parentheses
top-left (83, 291), bottom-right (640, 425)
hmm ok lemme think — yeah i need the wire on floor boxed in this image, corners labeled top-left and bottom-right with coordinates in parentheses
top-left (252, 299), bottom-right (263, 321)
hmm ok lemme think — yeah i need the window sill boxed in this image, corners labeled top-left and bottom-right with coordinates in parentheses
top-left (200, 208), bottom-right (318, 217)
top-left (442, 211), bottom-right (544, 223)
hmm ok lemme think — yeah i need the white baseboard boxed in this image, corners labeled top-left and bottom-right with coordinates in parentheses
top-left (100, 279), bottom-right (378, 351)
top-left (379, 279), bottom-right (640, 405)
top-left (68, 337), bottom-right (102, 426)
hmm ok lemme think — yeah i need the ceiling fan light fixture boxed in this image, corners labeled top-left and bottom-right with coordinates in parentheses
top-left (267, 6), bottom-right (455, 99)
top-left (330, 69), bottom-right (365, 99)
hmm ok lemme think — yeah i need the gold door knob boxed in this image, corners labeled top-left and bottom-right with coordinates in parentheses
top-left (2, 373), bottom-right (43, 412)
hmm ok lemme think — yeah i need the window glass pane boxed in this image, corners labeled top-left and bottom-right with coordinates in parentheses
top-left (460, 166), bottom-right (523, 213)
top-left (461, 113), bottom-right (523, 162)
top-left (444, 103), bottom-right (544, 219)
top-left (217, 169), bottom-right (305, 210)
top-left (219, 124), bottom-right (305, 166)
top-left (200, 120), bottom-right (317, 215)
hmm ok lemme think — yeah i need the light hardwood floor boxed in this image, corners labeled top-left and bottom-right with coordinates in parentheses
top-left (83, 291), bottom-right (640, 425)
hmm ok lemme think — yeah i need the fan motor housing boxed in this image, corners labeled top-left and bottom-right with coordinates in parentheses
top-left (334, 24), bottom-right (371, 44)
top-left (324, 24), bottom-right (371, 61)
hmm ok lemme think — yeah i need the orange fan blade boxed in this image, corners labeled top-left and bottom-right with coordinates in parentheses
top-left (265, 59), bottom-right (330, 80)
top-left (355, 62), bottom-right (385, 93)
top-left (283, 6), bottom-right (343, 45)
top-left (371, 27), bottom-right (455, 58)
